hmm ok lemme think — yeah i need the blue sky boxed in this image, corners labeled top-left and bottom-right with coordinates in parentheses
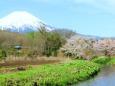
top-left (0, 0), bottom-right (115, 37)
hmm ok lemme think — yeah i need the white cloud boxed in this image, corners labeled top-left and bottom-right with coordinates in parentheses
top-left (75, 0), bottom-right (95, 4)
top-left (75, 0), bottom-right (115, 4)
top-left (30, 0), bottom-right (115, 14)
top-left (74, 0), bottom-right (115, 14)
top-left (30, 0), bottom-right (62, 3)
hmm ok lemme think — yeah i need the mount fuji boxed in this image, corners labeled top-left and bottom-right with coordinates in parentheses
top-left (0, 11), bottom-right (54, 33)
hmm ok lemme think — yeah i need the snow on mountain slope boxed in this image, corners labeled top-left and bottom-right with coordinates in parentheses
top-left (0, 11), bottom-right (54, 33)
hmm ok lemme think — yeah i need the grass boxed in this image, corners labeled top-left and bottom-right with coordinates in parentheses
top-left (107, 58), bottom-right (115, 65)
top-left (91, 56), bottom-right (115, 65)
top-left (91, 57), bottom-right (111, 64)
top-left (0, 60), bottom-right (100, 86)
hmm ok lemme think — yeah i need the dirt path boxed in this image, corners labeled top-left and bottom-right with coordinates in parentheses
top-left (0, 59), bottom-right (60, 68)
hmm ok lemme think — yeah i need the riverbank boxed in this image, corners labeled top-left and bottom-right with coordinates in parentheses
top-left (0, 60), bottom-right (100, 86)
top-left (91, 57), bottom-right (115, 65)
top-left (74, 65), bottom-right (115, 86)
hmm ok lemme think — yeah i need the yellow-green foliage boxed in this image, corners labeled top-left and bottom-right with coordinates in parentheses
top-left (107, 58), bottom-right (115, 65)
top-left (0, 60), bottom-right (100, 86)
top-left (92, 57), bottom-right (115, 65)
top-left (91, 57), bottom-right (111, 64)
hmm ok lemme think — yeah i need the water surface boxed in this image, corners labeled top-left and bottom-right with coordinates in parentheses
top-left (73, 66), bottom-right (115, 86)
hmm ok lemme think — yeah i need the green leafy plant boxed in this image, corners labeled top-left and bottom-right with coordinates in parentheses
top-left (91, 57), bottom-right (111, 64)
top-left (0, 60), bottom-right (100, 86)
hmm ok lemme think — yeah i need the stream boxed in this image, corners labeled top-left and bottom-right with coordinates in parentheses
top-left (73, 65), bottom-right (115, 86)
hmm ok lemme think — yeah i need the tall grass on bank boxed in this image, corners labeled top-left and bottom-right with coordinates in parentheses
top-left (107, 58), bottom-right (115, 65)
top-left (91, 57), bottom-right (111, 64)
top-left (91, 57), bottom-right (115, 65)
top-left (0, 60), bottom-right (100, 86)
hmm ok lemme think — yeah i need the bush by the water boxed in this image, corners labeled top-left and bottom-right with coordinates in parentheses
top-left (0, 60), bottom-right (100, 86)
top-left (107, 58), bottom-right (115, 65)
top-left (91, 57), bottom-right (111, 64)
top-left (91, 57), bottom-right (115, 65)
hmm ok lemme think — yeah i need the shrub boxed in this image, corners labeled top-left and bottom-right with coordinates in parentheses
top-left (91, 57), bottom-right (111, 64)
top-left (0, 50), bottom-right (7, 59)
top-left (107, 58), bottom-right (115, 65)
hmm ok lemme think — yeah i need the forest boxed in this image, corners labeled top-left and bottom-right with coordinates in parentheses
top-left (0, 27), bottom-right (115, 61)
top-left (0, 27), bottom-right (76, 60)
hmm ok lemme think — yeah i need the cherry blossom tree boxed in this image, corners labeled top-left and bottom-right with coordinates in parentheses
top-left (61, 35), bottom-right (95, 60)
top-left (93, 38), bottom-right (115, 58)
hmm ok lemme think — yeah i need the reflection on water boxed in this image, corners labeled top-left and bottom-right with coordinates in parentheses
top-left (73, 66), bottom-right (115, 86)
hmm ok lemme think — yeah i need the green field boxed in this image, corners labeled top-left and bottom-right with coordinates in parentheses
top-left (0, 60), bottom-right (100, 86)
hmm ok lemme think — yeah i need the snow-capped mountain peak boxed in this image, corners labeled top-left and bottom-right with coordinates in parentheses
top-left (0, 11), bottom-right (53, 33)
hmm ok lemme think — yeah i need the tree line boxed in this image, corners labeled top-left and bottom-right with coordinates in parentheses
top-left (1, 27), bottom-right (114, 61)
top-left (0, 27), bottom-right (76, 60)
top-left (61, 35), bottom-right (115, 60)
